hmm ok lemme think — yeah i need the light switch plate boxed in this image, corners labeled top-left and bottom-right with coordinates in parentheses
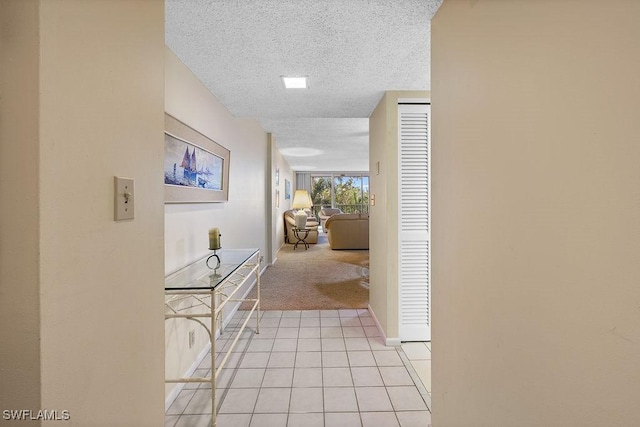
top-left (114, 176), bottom-right (134, 221)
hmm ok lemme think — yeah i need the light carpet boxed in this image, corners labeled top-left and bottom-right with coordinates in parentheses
top-left (243, 234), bottom-right (369, 310)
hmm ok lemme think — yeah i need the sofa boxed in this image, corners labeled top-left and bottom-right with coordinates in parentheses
top-left (318, 208), bottom-right (342, 231)
top-left (324, 213), bottom-right (369, 250)
top-left (284, 209), bottom-right (319, 244)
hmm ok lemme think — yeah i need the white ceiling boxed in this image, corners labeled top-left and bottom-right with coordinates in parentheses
top-left (165, 0), bottom-right (442, 172)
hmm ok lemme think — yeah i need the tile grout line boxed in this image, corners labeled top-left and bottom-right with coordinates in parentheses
top-left (345, 326), bottom-right (365, 427)
top-left (283, 320), bottom-right (301, 426)
top-left (397, 346), bottom-right (431, 412)
top-left (319, 336), bottom-right (327, 425)
top-left (215, 321), bottom-right (259, 422)
top-left (223, 311), bottom-right (268, 424)
top-left (250, 309), bottom-right (282, 426)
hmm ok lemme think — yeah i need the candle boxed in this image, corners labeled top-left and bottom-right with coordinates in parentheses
top-left (208, 228), bottom-right (221, 250)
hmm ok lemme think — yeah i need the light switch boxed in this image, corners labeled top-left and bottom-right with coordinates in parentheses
top-left (114, 176), bottom-right (134, 221)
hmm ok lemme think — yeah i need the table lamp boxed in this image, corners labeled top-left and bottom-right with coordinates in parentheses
top-left (292, 190), bottom-right (312, 228)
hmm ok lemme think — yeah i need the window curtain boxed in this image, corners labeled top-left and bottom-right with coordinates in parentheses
top-left (296, 172), bottom-right (312, 193)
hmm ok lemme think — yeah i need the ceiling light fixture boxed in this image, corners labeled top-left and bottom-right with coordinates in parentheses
top-left (282, 76), bottom-right (308, 89)
top-left (280, 147), bottom-right (323, 157)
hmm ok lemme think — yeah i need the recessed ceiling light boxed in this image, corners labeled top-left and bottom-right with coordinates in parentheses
top-left (282, 76), bottom-right (308, 89)
top-left (280, 147), bottom-right (323, 157)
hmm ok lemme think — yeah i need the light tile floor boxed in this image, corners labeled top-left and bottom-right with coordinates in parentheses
top-left (165, 309), bottom-right (431, 427)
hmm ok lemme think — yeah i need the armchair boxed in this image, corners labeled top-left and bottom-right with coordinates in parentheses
top-left (319, 208), bottom-right (342, 232)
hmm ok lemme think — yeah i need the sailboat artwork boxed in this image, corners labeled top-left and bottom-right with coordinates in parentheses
top-left (164, 132), bottom-right (223, 191)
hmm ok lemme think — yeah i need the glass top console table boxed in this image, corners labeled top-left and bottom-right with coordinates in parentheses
top-left (165, 248), bottom-right (260, 426)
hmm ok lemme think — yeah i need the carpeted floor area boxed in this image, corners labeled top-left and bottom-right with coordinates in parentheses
top-left (243, 234), bottom-right (369, 310)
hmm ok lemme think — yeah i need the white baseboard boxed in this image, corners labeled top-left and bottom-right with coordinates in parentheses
top-left (367, 304), bottom-right (401, 347)
top-left (386, 336), bottom-right (401, 346)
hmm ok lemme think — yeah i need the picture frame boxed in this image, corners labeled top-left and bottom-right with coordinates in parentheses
top-left (275, 167), bottom-right (280, 186)
top-left (164, 113), bottom-right (230, 203)
top-left (285, 179), bottom-right (291, 200)
top-left (275, 189), bottom-right (280, 208)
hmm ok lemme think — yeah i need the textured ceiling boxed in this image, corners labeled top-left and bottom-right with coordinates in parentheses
top-left (165, 0), bottom-right (442, 171)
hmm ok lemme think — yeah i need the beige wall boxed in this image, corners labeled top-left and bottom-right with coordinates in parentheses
top-left (0, 0), bottom-right (42, 418)
top-left (164, 48), bottom-right (269, 274)
top-left (164, 47), bottom-right (269, 399)
top-left (432, 1), bottom-right (640, 425)
top-left (369, 91), bottom-right (430, 341)
top-left (369, 93), bottom-right (392, 337)
top-left (1, 0), bottom-right (166, 425)
top-left (270, 135), bottom-right (293, 262)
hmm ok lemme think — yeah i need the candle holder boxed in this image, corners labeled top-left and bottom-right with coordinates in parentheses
top-left (206, 248), bottom-right (221, 272)
top-left (207, 228), bottom-right (222, 273)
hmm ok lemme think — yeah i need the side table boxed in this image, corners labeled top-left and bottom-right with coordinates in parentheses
top-left (292, 227), bottom-right (311, 250)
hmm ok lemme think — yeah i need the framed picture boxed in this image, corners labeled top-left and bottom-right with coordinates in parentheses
top-left (275, 167), bottom-right (280, 186)
top-left (275, 189), bottom-right (280, 208)
top-left (164, 113), bottom-right (230, 203)
top-left (285, 179), bottom-right (291, 200)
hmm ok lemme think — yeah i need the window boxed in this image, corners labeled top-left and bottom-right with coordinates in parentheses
top-left (310, 173), bottom-right (369, 215)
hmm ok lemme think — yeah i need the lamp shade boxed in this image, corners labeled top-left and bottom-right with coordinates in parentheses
top-left (292, 190), bottom-right (312, 209)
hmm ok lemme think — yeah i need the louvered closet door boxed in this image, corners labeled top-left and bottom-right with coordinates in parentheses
top-left (398, 103), bottom-right (431, 341)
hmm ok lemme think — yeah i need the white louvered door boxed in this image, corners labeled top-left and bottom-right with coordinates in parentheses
top-left (398, 103), bottom-right (431, 341)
